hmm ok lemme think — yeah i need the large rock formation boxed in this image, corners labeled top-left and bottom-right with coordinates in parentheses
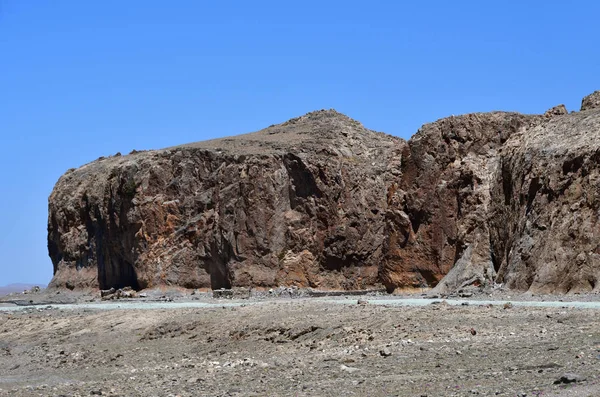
top-left (48, 92), bottom-right (600, 294)
top-left (48, 110), bottom-right (405, 290)
top-left (490, 103), bottom-right (600, 293)
top-left (581, 90), bottom-right (600, 111)
top-left (381, 112), bottom-right (543, 293)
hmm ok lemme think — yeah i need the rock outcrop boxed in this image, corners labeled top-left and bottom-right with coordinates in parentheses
top-left (48, 92), bottom-right (600, 294)
top-left (581, 91), bottom-right (600, 111)
top-left (381, 112), bottom-right (543, 293)
top-left (48, 110), bottom-right (405, 290)
top-left (490, 106), bottom-right (600, 293)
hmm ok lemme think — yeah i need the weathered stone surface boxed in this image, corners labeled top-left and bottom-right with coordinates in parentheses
top-left (490, 106), bottom-right (600, 293)
top-left (544, 104), bottom-right (568, 117)
top-left (381, 112), bottom-right (543, 293)
top-left (581, 90), bottom-right (600, 111)
top-left (48, 92), bottom-right (600, 294)
top-left (48, 110), bottom-right (405, 290)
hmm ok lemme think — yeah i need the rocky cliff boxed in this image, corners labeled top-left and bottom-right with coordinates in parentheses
top-left (489, 92), bottom-right (600, 293)
top-left (48, 92), bottom-right (600, 294)
top-left (48, 110), bottom-right (405, 290)
top-left (381, 112), bottom-right (544, 293)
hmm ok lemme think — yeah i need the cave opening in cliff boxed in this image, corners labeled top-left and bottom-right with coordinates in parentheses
top-left (407, 208), bottom-right (428, 234)
top-left (210, 265), bottom-right (232, 290)
top-left (98, 257), bottom-right (141, 291)
top-left (490, 246), bottom-right (501, 273)
top-left (416, 269), bottom-right (439, 288)
top-left (208, 238), bottom-right (234, 290)
top-left (323, 256), bottom-right (348, 271)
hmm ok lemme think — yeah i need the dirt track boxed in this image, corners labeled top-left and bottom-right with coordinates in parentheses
top-left (1, 296), bottom-right (600, 397)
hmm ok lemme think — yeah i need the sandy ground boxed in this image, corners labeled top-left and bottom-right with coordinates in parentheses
top-left (1, 293), bottom-right (600, 397)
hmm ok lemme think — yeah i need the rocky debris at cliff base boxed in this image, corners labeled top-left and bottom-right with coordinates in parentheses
top-left (100, 287), bottom-right (115, 297)
top-left (6, 281), bottom-right (600, 309)
top-left (100, 286), bottom-right (137, 300)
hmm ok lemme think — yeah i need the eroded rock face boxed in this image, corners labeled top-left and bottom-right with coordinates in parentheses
top-left (48, 92), bottom-right (600, 294)
top-left (380, 112), bottom-right (543, 293)
top-left (48, 110), bottom-right (406, 290)
top-left (490, 108), bottom-right (600, 293)
top-left (581, 91), bottom-right (600, 111)
top-left (545, 105), bottom-right (568, 117)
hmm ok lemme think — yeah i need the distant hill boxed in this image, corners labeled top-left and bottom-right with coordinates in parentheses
top-left (0, 283), bottom-right (45, 297)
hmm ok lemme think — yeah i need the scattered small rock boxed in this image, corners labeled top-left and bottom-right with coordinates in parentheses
top-left (213, 289), bottom-right (234, 299)
top-left (554, 373), bottom-right (586, 384)
top-left (100, 288), bottom-right (115, 298)
top-left (340, 364), bottom-right (359, 373)
top-left (379, 348), bottom-right (392, 357)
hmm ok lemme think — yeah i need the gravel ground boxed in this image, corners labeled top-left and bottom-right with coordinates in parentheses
top-left (1, 294), bottom-right (600, 397)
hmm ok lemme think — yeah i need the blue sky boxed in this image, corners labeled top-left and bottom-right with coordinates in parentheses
top-left (1, 0), bottom-right (599, 285)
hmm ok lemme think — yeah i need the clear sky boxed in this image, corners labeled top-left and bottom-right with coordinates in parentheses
top-left (1, 1), bottom-right (599, 285)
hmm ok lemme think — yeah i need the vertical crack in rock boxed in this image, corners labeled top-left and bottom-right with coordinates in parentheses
top-left (207, 233), bottom-right (234, 290)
